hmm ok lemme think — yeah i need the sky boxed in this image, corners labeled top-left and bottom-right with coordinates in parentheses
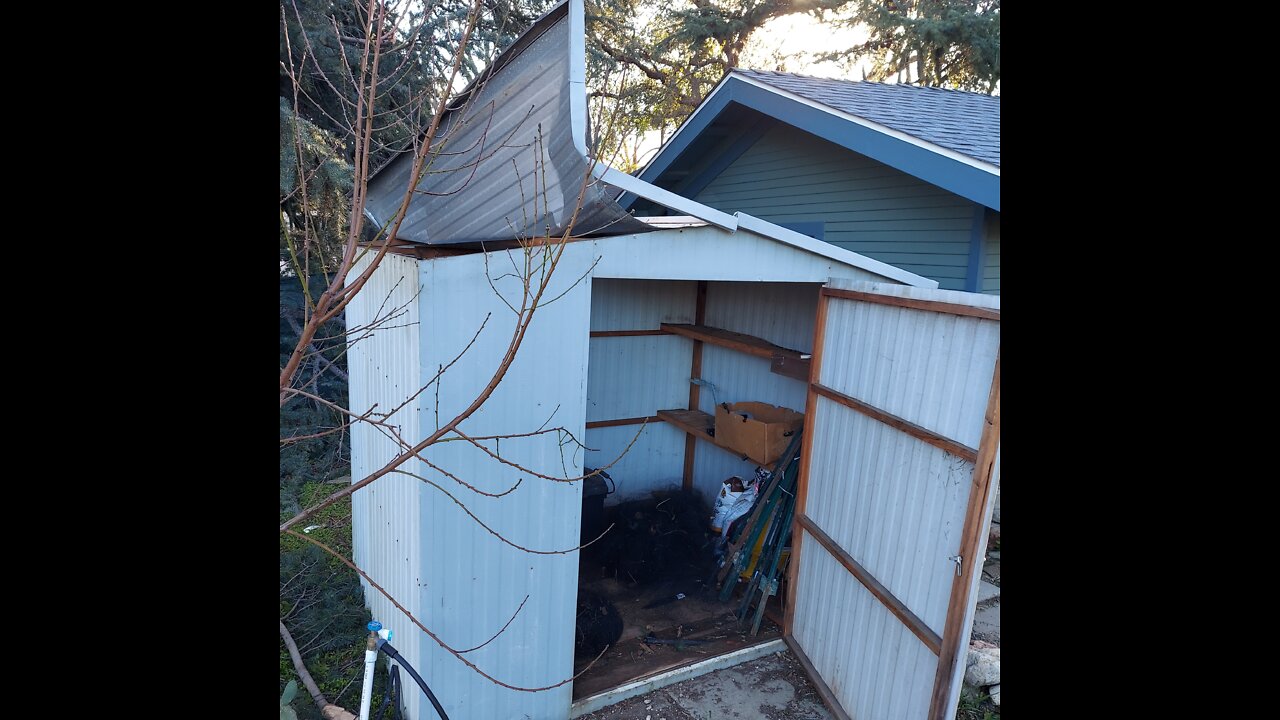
top-left (741, 12), bottom-right (873, 80)
top-left (622, 12), bottom-right (876, 167)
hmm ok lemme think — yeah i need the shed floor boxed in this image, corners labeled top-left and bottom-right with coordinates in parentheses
top-left (572, 567), bottom-right (782, 700)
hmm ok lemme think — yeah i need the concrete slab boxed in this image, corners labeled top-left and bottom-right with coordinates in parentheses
top-left (971, 601), bottom-right (1001, 644)
top-left (976, 580), bottom-right (1000, 604)
top-left (577, 650), bottom-right (832, 720)
top-left (982, 561), bottom-right (1001, 584)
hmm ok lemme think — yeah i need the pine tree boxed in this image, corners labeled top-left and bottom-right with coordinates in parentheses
top-left (826, 0), bottom-right (1001, 93)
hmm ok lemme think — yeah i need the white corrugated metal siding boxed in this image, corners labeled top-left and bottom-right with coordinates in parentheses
top-left (586, 336), bottom-right (690, 423)
top-left (584, 423), bottom-right (686, 502)
top-left (792, 279), bottom-right (999, 720)
top-left (795, 543), bottom-right (939, 718)
top-left (413, 246), bottom-right (594, 719)
top-left (345, 229), bottom-right (939, 719)
top-left (344, 253), bottom-right (427, 719)
top-left (590, 226), bottom-right (901, 283)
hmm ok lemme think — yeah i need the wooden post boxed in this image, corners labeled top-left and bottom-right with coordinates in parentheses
top-left (927, 350), bottom-right (1001, 720)
top-left (683, 280), bottom-right (708, 490)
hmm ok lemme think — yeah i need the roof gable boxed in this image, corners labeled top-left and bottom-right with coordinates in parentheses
top-left (734, 70), bottom-right (999, 167)
top-left (628, 71), bottom-right (1000, 212)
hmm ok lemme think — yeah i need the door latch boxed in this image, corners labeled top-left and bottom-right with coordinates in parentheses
top-left (949, 555), bottom-right (963, 576)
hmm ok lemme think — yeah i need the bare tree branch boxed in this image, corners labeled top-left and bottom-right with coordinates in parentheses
top-left (285, 530), bottom-right (611, 692)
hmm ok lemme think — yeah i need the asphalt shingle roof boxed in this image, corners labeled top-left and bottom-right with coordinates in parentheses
top-left (732, 69), bottom-right (1000, 168)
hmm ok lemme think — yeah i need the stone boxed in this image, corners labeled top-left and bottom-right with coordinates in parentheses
top-left (321, 706), bottom-right (357, 720)
top-left (989, 684), bottom-right (1001, 706)
top-left (964, 647), bottom-right (1000, 687)
top-left (969, 639), bottom-right (996, 650)
top-left (988, 522), bottom-right (1001, 546)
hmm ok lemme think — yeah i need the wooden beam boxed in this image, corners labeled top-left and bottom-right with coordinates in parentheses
top-left (785, 287), bottom-right (827, 634)
top-left (770, 353), bottom-right (810, 381)
top-left (588, 329), bottom-right (668, 337)
top-left (783, 634), bottom-right (852, 720)
top-left (822, 287), bottom-right (1000, 321)
top-left (683, 281), bottom-right (708, 491)
top-left (811, 383), bottom-right (978, 463)
top-left (928, 350), bottom-right (1001, 720)
top-left (586, 416), bottom-right (658, 429)
top-left (797, 513), bottom-right (942, 655)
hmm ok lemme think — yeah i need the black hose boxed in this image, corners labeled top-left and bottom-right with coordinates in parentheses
top-left (378, 640), bottom-right (450, 720)
top-left (376, 664), bottom-right (400, 720)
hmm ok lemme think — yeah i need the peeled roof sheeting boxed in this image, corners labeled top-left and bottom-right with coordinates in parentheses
top-left (364, 5), bottom-right (651, 245)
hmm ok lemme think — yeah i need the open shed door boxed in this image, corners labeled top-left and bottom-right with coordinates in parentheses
top-left (785, 279), bottom-right (1000, 720)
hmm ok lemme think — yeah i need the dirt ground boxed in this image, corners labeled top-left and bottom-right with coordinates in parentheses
top-left (577, 649), bottom-right (831, 720)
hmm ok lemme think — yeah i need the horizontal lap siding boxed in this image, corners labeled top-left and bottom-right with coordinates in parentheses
top-left (694, 125), bottom-right (975, 290)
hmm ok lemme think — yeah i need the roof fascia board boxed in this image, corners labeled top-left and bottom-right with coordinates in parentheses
top-left (621, 75), bottom-right (740, 206)
top-left (621, 115), bottom-right (776, 209)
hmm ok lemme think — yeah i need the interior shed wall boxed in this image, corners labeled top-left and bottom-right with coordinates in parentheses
top-left (586, 279), bottom-right (696, 503)
top-left (584, 279), bottom-right (821, 507)
top-left (691, 281), bottom-right (821, 502)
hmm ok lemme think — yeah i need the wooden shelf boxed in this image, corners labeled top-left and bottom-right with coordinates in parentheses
top-left (657, 408), bottom-right (755, 460)
top-left (656, 408), bottom-right (715, 441)
top-left (660, 323), bottom-right (810, 381)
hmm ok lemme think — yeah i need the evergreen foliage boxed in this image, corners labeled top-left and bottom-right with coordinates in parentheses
top-left (586, 0), bottom-right (1000, 162)
top-left (823, 0), bottom-right (1000, 93)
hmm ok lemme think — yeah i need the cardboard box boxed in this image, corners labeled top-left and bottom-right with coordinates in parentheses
top-left (714, 401), bottom-right (804, 466)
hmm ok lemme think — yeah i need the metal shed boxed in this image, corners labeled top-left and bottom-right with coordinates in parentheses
top-left (346, 3), bottom-right (1000, 719)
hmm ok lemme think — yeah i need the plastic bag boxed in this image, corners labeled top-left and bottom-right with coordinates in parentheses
top-left (714, 467), bottom-right (775, 546)
top-left (712, 474), bottom-right (763, 543)
top-left (711, 476), bottom-right (746, 533)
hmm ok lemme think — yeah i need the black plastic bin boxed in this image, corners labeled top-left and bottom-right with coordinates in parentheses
top-left (581, 469), bottom-right (612, 544)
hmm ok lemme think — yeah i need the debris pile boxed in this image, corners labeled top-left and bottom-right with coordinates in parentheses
top-left (574, 590), bottom-right (622, 660)
top-left (587, 490), bottom-right (715, 586)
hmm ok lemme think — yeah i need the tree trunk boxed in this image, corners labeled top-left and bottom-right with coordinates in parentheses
top-left (280, 619), bottom-right (332, 711)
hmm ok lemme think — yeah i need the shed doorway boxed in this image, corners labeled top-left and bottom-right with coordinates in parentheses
top-left (571, 278), bottom-right (820, 702)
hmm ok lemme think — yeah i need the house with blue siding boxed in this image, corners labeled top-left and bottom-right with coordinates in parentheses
top-left (623, 70), bottom-right (1000, 294)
